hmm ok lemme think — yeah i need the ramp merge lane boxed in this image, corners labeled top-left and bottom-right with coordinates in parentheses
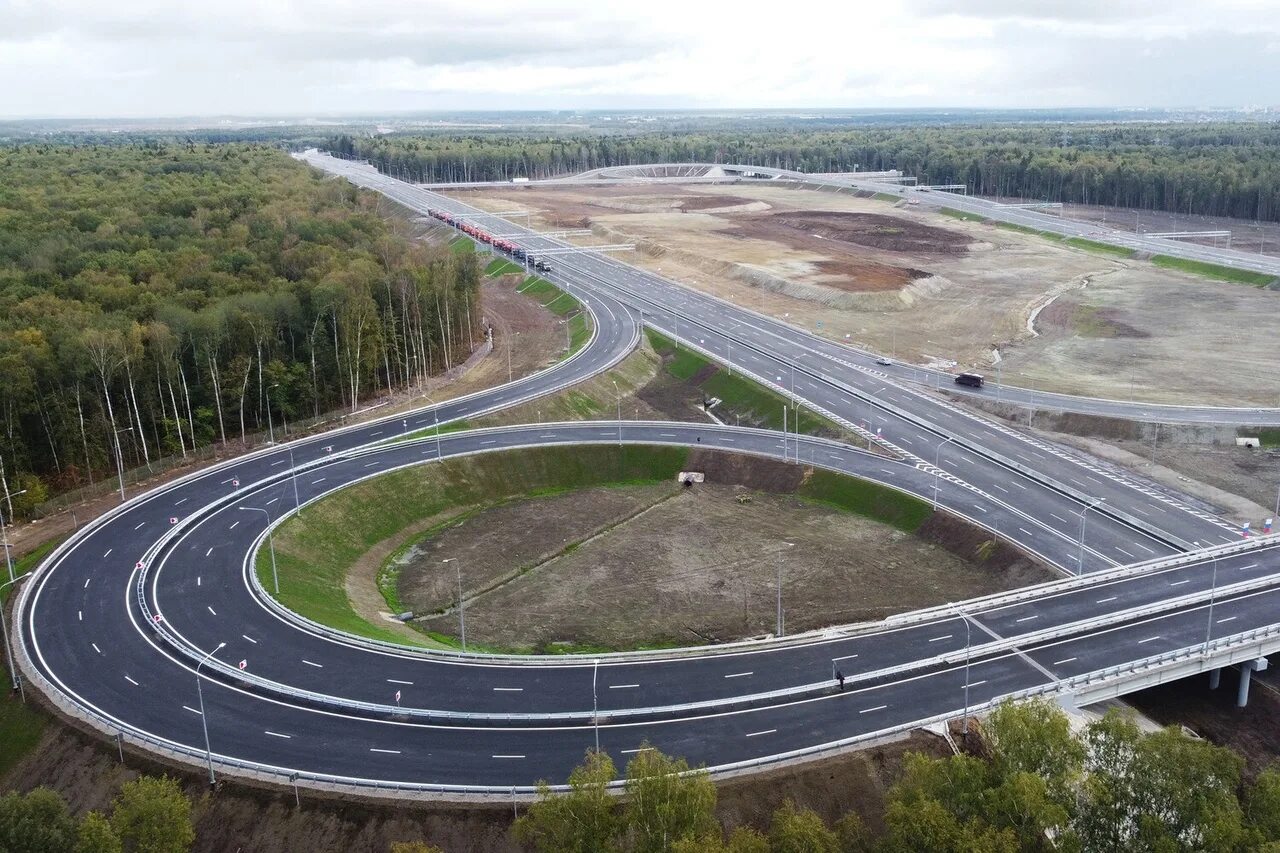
top-left (12, 153), bottom-right (1279, 797)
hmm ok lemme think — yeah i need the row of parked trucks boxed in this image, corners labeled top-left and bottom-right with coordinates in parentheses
top-left (426, 209), bottom-right (552, 271)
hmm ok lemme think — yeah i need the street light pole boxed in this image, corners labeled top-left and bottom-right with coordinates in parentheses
top-left (238, 507), bottom-right (278, 594)
top-left (1205, 547), bottom-right (1220, 652)
top-left (612, 380), bottom-right (622, 447)
top-left (286, 447), bottom-right (301, 517)
top-left (112, 426), bottom-right (134, 503)
top-left (592, 658), bottom-right (600, 752)
top-left (955, 606), bottom-right (972, 736)
top-left (1, 489), bottom-right (27, 584)
top-left (2, 574), bottom-right (31, 696)
top-left (1077, 498), bottom-right (1106, 576)
top-left (266, 384), bottom-right (278, 445)
top-left (933, 437), bottom-right (957, 510)
top-left (775, 542), bottom-right (794, 637)
top-left (195, 641), bottom-right (226, 787)
top-left (444, 558), bottom-right (465, 650)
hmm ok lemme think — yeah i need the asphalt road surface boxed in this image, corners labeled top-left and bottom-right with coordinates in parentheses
top-left (13, 152), bottom-right (1280, 796)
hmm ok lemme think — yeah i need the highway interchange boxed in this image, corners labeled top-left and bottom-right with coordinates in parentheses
top-left (12, 151), bottom-right (1280, 795)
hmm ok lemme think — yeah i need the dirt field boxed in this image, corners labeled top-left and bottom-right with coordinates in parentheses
top-left (399, 453), bottom-right (1052, 651)
top-left (1, 706), bottom-right (947, 853)
top-left (450, 182), bottom-right (1280, 407)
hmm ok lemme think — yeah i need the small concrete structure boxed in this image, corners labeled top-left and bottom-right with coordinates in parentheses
top-left (1237, 437), bottom-right (1261, 448)
top-left (1209, 659), bottom-right (1271, 706)
top-left (1239, 658), bottom-right (1268, 707)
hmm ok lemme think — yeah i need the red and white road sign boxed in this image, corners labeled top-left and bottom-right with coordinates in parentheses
top-left (169, 517), bottom-right (178, 525)
top-left (238, 660), bottom-right (247, 670)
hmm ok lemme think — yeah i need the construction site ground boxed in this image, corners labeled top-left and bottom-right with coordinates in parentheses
top-left (397, 451), bottom-right (1052, 652)
top-left (450, 182), bottom-right (1280, 408)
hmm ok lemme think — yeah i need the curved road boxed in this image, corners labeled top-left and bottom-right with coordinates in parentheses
top-left (12, 153), bottom-right (1280, 796)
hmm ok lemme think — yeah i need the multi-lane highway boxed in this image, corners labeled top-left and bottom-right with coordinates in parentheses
top-left (12, 151), bottom-right (1280, 797)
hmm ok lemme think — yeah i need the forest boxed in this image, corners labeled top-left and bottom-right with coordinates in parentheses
top-left (0, 143), bottom-right (481, 514)
top-left (326, 121), bottom-right (1280, 222)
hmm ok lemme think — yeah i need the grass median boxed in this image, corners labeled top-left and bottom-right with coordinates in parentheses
top-left (1152, 255), bottom-right (1277, 287)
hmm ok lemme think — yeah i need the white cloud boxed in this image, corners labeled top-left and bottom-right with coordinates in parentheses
top-left (0, 0), bottom-right (1274, 117)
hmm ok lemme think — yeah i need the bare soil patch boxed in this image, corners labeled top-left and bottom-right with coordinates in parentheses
top-left (1125, 667), bottom-right (1280, 780)
top-left (451, 182), bottom-right (1280, 407)
top-left (401, 465), bottom-right (1052, 651)
top-left (678, 194), bottom-right (762, 211)
top-left (768, 210), bottom-right (971, 255)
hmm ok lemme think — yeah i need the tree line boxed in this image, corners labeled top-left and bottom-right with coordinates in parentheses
top-left (326, 122), bottom-right (1280, 222)
top-left (0, 143), bottom-right (482, 512)
top-left (405, 700), bottom-right (1280, 852)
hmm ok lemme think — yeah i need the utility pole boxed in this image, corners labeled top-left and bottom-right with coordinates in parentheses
top-left (112, 426), bottom-right (134, 502)
top-left (239, 507), bottom-right (278, 594)
top-left (196, 642), bottom-right (226, 787)
top-left (444, 558), bottom-right (465, 650)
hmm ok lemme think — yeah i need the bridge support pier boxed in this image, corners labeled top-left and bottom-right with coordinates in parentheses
top-left (1237, 659), bottom-right (1269, 708)
top-left (1209, 668), bottom-right (1221, 690)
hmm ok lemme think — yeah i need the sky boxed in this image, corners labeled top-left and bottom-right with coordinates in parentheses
top-left (2, 0), bottom-right (1279, 118)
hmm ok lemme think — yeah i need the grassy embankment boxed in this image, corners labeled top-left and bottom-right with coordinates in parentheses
top-left (645, 329), bottom-right (847, 437)
top-left (1, 538), bottom-right (63, 776)
top-left (1064, 237), bottom-right (1135, 258)
top-left (1151, 255), bottom-right (1277, 287)
top-left (939, 207), bottom-right (985, 223)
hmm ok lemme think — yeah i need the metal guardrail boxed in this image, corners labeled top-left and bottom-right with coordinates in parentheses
top-left (20, 559), bottom-right (1280, 799)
